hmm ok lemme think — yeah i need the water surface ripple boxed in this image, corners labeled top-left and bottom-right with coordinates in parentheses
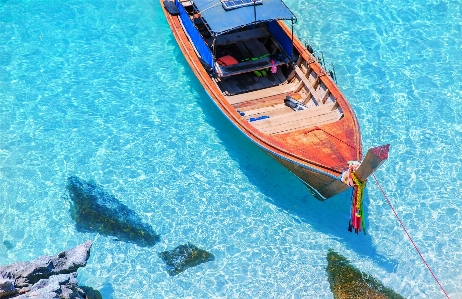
top-left (1, 0), bottom-right (461, 298)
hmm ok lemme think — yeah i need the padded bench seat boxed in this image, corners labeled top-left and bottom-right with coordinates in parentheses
top-left (214, 56), bottom-right (290, 77)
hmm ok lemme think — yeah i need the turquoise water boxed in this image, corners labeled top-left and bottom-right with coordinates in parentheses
top-left (1, 0), bottom-right (461, 298)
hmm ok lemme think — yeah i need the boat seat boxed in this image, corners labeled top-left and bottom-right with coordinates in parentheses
top-left (243, 39), bottom-right (269, 58)
top-left (214, 56), bottom-right (290, 77)
top-left (217, 55), bottom-right (238, 66)
top-left (163, 0), bottom-right (179, 15)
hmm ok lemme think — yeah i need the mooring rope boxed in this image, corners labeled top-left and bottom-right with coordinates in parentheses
top-left (372, 174), bottom-right (450, 299)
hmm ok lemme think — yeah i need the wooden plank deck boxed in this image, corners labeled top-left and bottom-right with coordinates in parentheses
top-left (226, 83), bottom-right (297, 104)
top-left (258, 111), bottom-right (342, 135)
top-left (264, 110), bottom-right (343, 135)
top-left (242, 103), bottom-right (287, 115)
top-left (243, 103), bottom-right (291, 119)
top-left (232, 91), bottom-right (300, 111)
top-left (294, 66), bottom-right (324, 103)
top-left (250, 102), bottom-right (343, 135)
top-left (253, 102), bottom-right (336, 125)
top-left (244, 39), bottom-right (270, 57)
top-left (235, 41), bottom-right (252, 58)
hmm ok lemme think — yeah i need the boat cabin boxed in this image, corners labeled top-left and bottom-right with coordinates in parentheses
top-left (173, 0), bottom-right (296, 91)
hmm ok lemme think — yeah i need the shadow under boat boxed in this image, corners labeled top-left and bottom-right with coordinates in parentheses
top-left (66, 176), bottom-right (160, 247)
top-left (193, 89), bottom-right (397, 272)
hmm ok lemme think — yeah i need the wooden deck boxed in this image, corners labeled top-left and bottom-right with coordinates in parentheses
top-left (207, 25), bottom-right (343, 134)
top-left (250, 102), bottom-right (343, 135)
top-left (225, 83), bottom-right (297, 104)
top-left (222, 63), bottom-right (344, 135)
top-left (244, 104), bottom-right (292, 121)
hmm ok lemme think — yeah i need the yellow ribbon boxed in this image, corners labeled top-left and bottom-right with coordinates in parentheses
top-left (350, 172), bottom-right (366, 214)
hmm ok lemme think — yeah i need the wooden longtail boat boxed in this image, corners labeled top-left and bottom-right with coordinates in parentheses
top-left (160, 0), bottom-right (389, 200)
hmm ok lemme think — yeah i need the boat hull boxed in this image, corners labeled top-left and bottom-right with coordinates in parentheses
top-left (203, 89), bottom-right (349, 200)
top-left (269, 152), bottom-right (348, 200)
top-left (158, 0), bottom-right (387, 200)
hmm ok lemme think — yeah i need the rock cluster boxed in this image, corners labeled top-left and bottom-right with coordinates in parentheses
top-left (66, 177), bottom-right (214, 276)
top-left (0, 240), bottom-right (100, 299)
top-left (326, 249), bottom-right (405, 299)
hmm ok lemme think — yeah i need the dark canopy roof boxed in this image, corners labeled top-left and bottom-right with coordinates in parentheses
top-left (193, 0), bottom-right (296, 36)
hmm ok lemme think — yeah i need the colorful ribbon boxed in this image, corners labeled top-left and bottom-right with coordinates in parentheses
top-left (349, 172), bottom-right (367, 234)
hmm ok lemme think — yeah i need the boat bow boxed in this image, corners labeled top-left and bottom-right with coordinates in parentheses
top-left (319, 144), bottom-right (390, 200)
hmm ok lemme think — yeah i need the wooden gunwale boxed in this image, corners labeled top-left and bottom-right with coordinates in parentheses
top-left (160, 5), bottom-right (362, 177)
top-left (278, 22), bottom-right (363, 160)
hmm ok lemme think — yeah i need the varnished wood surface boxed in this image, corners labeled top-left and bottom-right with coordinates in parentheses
top-left (225, 83), bottom-right (296, 104)
top-left (160, 2), bottom-right (365, 199)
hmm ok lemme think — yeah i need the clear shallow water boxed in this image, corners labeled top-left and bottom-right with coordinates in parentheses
top-left (0, 0), bottom-right (461, 298)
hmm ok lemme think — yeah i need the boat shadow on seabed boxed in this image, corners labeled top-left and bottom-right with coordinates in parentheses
top-left (196, 90), bottom-right (397, 273)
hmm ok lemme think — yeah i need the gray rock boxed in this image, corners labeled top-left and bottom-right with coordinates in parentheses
top-left (15, 273), bottom-right (85, 299)
top-left (0, 240), bottom-right (99, 299)
top-left (0, 240), bottom-right (91, 289)
top-left (0, 278), bottom-right (16, 297)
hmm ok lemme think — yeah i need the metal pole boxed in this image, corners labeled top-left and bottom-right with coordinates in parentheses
top-left (253, 0), bottom-right (256, 24)
top-left (212, 37), bottom-right (217, 74)
top-left (291, 19), bottom-right (294, 60)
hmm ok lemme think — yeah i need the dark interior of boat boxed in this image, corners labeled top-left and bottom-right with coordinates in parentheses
top-left (183, 2), bottom-right (296, 96)
top-left (211, 36), bottom-right (292, 96)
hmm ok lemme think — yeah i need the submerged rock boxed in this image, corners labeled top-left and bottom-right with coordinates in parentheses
top-left (2, 241), bottom-right (13, 250)
top-left (67, 176), bottom-right (160, 247)
top-left (0, 240), bottom-right (100, 299)
top-left (159, 243), bottom-right (215, 276)
top-left (80, 286), bottom-right (103, 299)
top-left (0, 279), bottom-right (15, 297)
top-left (326, 249), bottom-right (406, 299)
